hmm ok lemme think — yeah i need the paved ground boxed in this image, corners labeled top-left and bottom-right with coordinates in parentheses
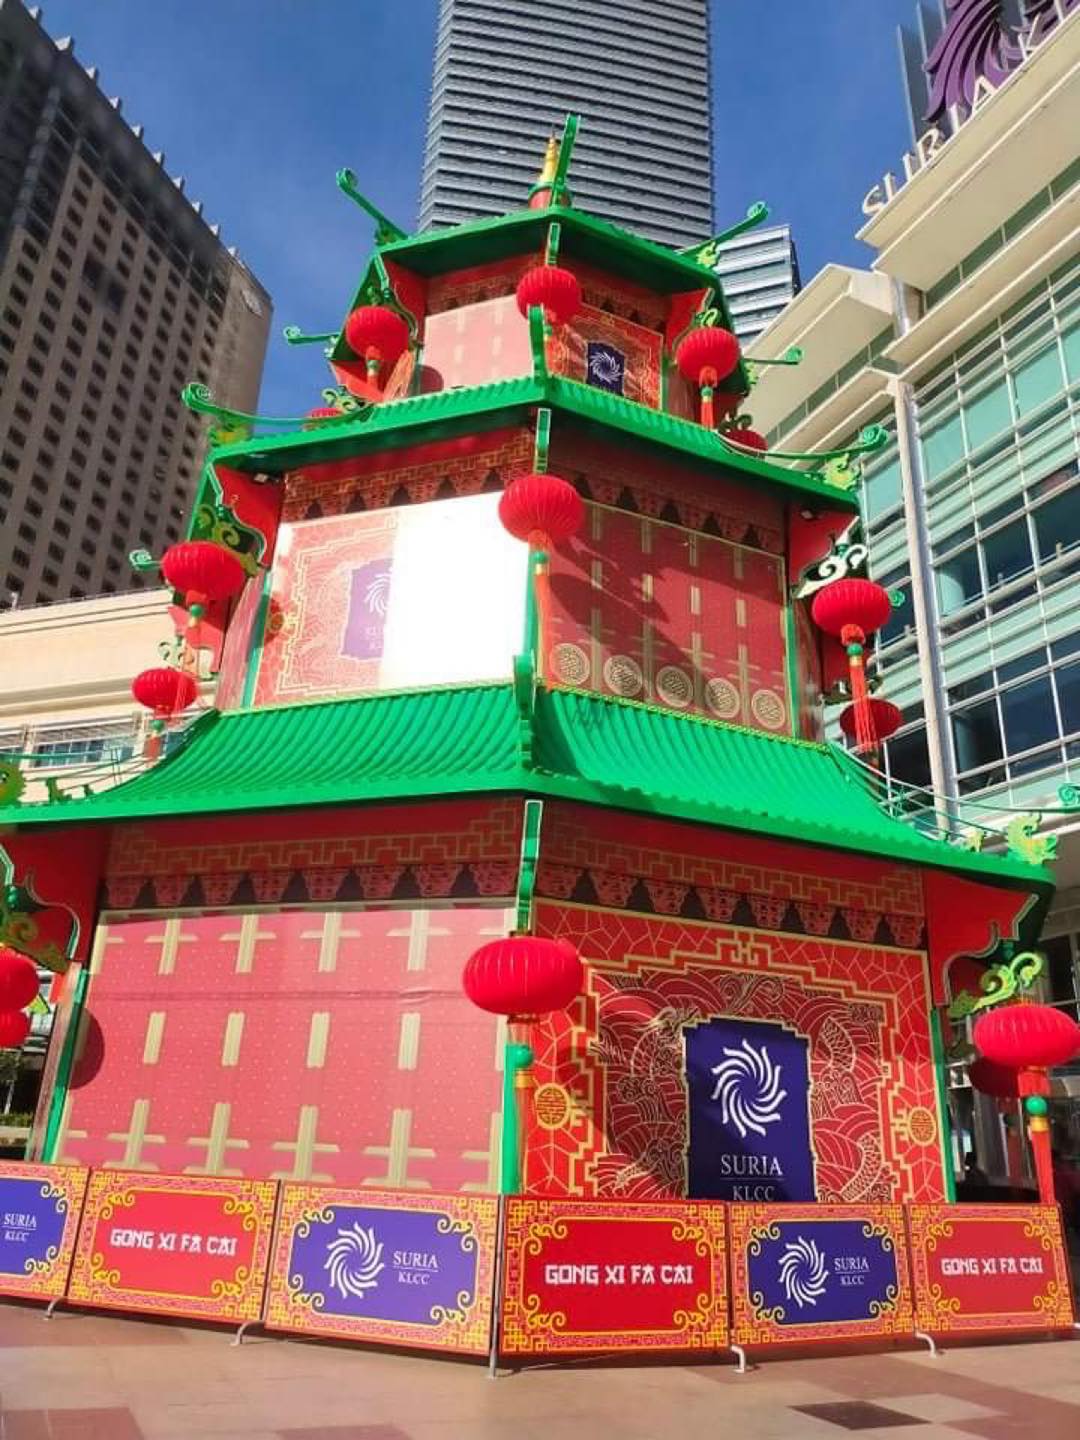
top-left (0, 1303), bottom-right (1077, 1439)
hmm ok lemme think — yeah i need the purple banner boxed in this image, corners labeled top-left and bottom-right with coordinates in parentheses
top-left (685, 1016), bottom-right (815, 1202)
top-left (266, 1187), bottom-right (498, 1354)
top-left (343, 558), bottom-right (391, 659)
top-left (747, 1217), bottom-right (901, 1327)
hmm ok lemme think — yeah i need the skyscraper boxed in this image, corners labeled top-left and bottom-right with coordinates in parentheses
top-left (710, 223), bottom-right (801, 343)
top-left (0, 0), bottom-right (271, 607)
top-left (418, 0), bottom-right (714, 248)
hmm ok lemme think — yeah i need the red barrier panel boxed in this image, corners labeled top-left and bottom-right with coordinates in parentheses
top-left (908, 1204), bottom-right (1075, 1338)
top-left (500, 1197), bottom-right (728, 1356)
top-left (0, 1161), bottom-right (88, 1302)
top-left (67, 1171), bottom-right (277, 1325)
top-left (730, 1203), bottom-right (914, 1348)
top-left (266, 1186), bottom-right (498, 1354)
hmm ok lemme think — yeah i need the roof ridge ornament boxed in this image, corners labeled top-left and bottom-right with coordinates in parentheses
top-left (335, 168), bottom-right (408, 245)
top-left (528, 114), bottom-right (579, 209)
top-left (682, 201), bottom-right (770, 269)
top-left (181, 382), bottom-right (370, 445)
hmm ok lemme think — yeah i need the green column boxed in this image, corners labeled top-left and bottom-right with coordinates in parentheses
top-left (500, 1040), bottom-right (534, 1195)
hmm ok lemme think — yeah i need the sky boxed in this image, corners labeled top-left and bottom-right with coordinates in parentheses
top-left (34, 0), bottom-right (922, 415)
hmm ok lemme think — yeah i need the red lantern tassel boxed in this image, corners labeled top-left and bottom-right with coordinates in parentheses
top-left (841, 623), bottom-right (876, 753)
top-left (1019, 1069), bottom-right (1055, 1205)
top-left (530, 531), bottom-right (551, 681)
top-left (699, 365), bottom-right (717, 431)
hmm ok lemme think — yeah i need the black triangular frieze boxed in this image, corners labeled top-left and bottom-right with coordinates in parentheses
top-left (392, 867), bottom-right (420, 900)
top-left (570, 870), bottom-right (598, 905)
top-left (628, 310), bottom-right (644, 325)
top-left (829, 909), bottom-right (852, 941)
top-left (451, 865), bottom-right (479, 898)
top-left (780, 902), bottom-right (804, 935)
top-left (874, 916), bottom-right (895, 946)
top-left (180, 877), bottom-right (205, 909)
top-left (227, 875), bottom-right (256, 906)
top-left (576, 474), bottom-right (594, 501)
top-left (617, 486), bottom-right (639, 513)
top-left (345, 490), bottom-right (366, 513)
top-left (436, 476), bottom-right (457, 499)
top-left (304, 501), bottom-right (323, 521)
top-left (281, 871), bottom-right (310, 905)
top-left (601, 297), bottom-right (616, 313)
top-left (626, 878), bottom-right (653, 914)
top-left (681, 887), bottom-right (707, 921)
top-left (390, 485), bottom-right (411, 507)
top-left (133, 880), bottom-right (156, 910)
top-left (743, 525), bottom-right (762, 549)
top-left (660, 500), bottom-right (681, 525)
top-left (731, 896), bottom-right (756, 927)
top-left (481, 468), bottom-right (502, 492)
top-left (701, 513), bottom-right (723, 538)
top-left (335, 870), bottom-right (364, 902)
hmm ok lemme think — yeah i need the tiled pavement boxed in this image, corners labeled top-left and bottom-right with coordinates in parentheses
top-left (0, 1304), bottom-right (1077, 1439)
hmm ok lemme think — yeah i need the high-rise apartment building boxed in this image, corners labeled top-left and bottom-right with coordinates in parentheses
top-left (710, 223), bottom-right (801, 343)
top-left (418, 0), bottom-right (714, 248)
top-left (0, 0), bottom-right (271, 607)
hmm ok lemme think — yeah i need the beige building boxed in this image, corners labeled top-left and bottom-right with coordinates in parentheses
top-left (0, 587), bottom-right (210, 803)
top-left (0, 0), bottom-right (271, 607)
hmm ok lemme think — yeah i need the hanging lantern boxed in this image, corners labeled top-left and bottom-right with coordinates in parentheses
top-left (463, 936), bottom-right (583, 1016)
top-left (973, 1003), bottom-right (1080, 1071)
top-left (0, 948), bottom-right (39, 1011)
top-left (811, 578), bottom-right (893, 754)
top-left (968, 1057), bottom-right (1020, 1100)
top-left (515, 265), bottom-right (582, 326)
top-left (160, 541), bottom-right (245, 607)
top-left (343, 305), bottom-right (410, 380)
top-left (674, 325), bottom-right (740, 430)
top-left (132, 667), bottom-right (198, 718)
top-left (838, 696), bottom-right (902, 750)
top-left (721, 426), bottom-right (768, 452)
top-left (498, 472), bottom-right (584, 548)
top-left (0, 1010), bottom-right (30, 1049)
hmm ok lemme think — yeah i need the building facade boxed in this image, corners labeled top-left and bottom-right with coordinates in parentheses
top-left (746, 3), bottom-right (1080, 1168)
top-left (710, 223), bottom-right (801, 344)
top-left (0, 0), bottom-right (271, 607)
top-left (418, 0), bottom-right (714, 248)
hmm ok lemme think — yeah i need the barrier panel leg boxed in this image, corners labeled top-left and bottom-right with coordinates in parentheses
top-left (488, 1196), bottom-right (506, 1380)
top-left (914, 1330), bottom-right (939, 1357)
top-left (730, 1344), bottom-right (747, 1374)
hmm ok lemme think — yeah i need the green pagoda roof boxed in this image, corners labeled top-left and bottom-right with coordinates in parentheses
top-left (208, 376), bottom-right (858, 514)
top-left (6, 683), bottom-right (1047, 895)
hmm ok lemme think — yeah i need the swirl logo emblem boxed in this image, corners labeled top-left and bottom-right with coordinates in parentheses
top-left (709, 1038), bottom-right (787, 1139)
top-left (778, 1237), bottom-right (829, 1309)
top-left (325, 1223), bottom-right (385, 1301)
top-left (364, 570), bottom-right (391, 617)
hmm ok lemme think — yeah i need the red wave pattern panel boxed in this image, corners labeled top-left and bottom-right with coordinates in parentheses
top-left (56, 907), bottom-right (508, 1194)
top-left (526, 903), bottom-right (944, 1205)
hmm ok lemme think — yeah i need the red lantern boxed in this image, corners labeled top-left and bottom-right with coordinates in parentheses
top-left (463, 936), bottom-right (583, 1016)
top-left (498, 472), bottom-right (584, 547)
top-left (968, 1057), bottom-right (1020, 1100)
top-left (343, 305), bottom-right (409, 372)
top-left (132, 667), bottom-right (198, 718)
top-left (160, 541), bottom-right (245, 604)
top-left (0, 948), bottom-right (39, 1011)
top-left (674, 325), bottom-right (740, 386)
top-left (974, 1003), bottom-right (1080, 1070)
top-left (812, 579), bottom-right (893, 753)
top-left (838, 697), bottom-right (902, 747)
top-left (721, 426), bottom-right (768, 452)
top-left (811, 579), bottom-right (893, 640)
top-left (516, 265), bottom-right (582, 326)
top-left (0, 1010), bottom-right (29, 1049)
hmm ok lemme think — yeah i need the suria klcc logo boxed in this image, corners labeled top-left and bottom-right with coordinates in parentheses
top-left (710, 1039), bottom-right (787, 1140)
top-left (325, 1224), bottom-right (385, 1300)
top-left (778, 1237), bottom-right (829, 1309)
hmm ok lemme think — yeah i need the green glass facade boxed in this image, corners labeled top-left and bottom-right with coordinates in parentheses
top-left (861, 254), bottom-right (1080, 810)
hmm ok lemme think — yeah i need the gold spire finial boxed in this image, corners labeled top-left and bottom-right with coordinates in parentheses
top-left (537, 134), bottom-right (559, 187)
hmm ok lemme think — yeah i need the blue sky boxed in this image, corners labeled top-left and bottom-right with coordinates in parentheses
top-left (37, 1), bottom-right (920, 414)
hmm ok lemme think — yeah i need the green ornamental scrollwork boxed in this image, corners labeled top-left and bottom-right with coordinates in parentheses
top-left (755, 425), bottom-right (888, 492)
top-left (683, 201), bottom-right (770, 268)
top-left (319, 387), bottom-right (373, 418)
top-left (181, 382), bottom-right (331, 442)
top-left (0, 759), bottom-right (26, 807)
top-left (1004, 813), bottom-right (1057, 866)
top-left (283, 325), bottom-right (339, 348)
top-left (1058, 783), bottom-right (1079, 810)
top-left (335, 169), bottom-right (408, 245)
top-left (946, 948), bottom-right (1045, 1022)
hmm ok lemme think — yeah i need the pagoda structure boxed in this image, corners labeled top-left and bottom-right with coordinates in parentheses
top-left (0, 119), bottom-right (1058, 1211)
